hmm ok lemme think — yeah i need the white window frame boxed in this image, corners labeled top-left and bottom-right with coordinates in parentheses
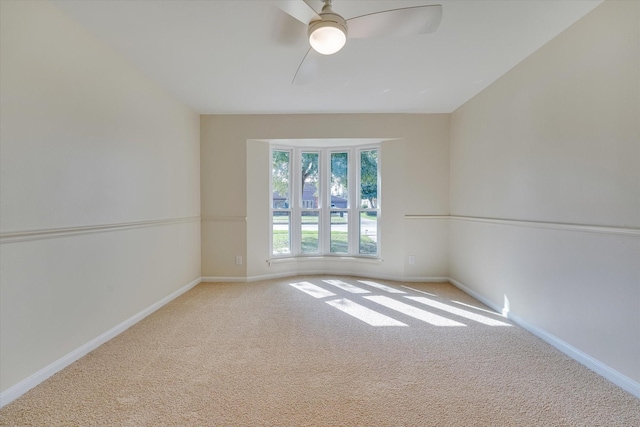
top-left (270, 144), bottom-right (381, 259)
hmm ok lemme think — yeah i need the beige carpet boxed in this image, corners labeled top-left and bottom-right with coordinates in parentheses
top-left (1, 276), bottom-right (639, 426)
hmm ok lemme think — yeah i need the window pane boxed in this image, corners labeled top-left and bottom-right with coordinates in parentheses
top-left (272, 212), bottom-right (291, 255)
top-left (330, 211), bottom-right (348, 254)
top-left (331, 152), bottom-right (348, 208)
top-left (272, 151), bottom-right (290, 209)
top-left (301, 152), bottom-right (319, 209)
top-left (359, 212), bottom-right (378, 255)
top-left (360, 150), bottom-right (378, 209)
top-left (301, 211), bottom-right (320, 253)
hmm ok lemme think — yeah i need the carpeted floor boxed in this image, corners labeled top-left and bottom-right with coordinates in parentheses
top-left (1, 275), bottom-right (639, 426)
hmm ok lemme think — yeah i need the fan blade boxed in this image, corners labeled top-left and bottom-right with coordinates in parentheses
top-left (347, 4), bottom-right (443, 39)
top-left (274, 0), bottom-right (321, 25)
top-left (272, 7), bottom-right (307, 45)
top-left (292, 48), bottom-right (321, 85)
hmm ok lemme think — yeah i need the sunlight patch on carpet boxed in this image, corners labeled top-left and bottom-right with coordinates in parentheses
top-left (358, 280), bottom-right (406, 294)
top-left (289, 281), bottom-right (336, 299)
top-left (406, 296), bottom-right (512, 327)
top-left (288, 279), bottom-right (510, 328)
top-left (401, 285), bottom-right (437, 296)
top-left (449, 300), bottom-right (502, 316)
top-left (326, 298), bottom-right (408, 327)
top-left (365, 295), bottom-right (467, 327)
top-left (322, 279), bottom-right (370, 294)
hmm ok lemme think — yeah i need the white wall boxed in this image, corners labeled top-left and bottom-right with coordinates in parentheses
top-left (201, 114), bottom-right (450, 281)
top-left (450, 0), bottom-right (639, 387)
top-left (0, 0), bottom-right (201, 397)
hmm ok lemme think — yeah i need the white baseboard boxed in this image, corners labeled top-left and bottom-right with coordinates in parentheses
top-left (448, 277), bottom-right (640, 400)
top-left (201, 273), bottom-right (450, 284)
top-left (400, 276), bottom-right (450, 283)
top-left (446, 278), bottom-right (505, 314)
top-left (0, 277), bottom-right (202, 408)
top-left (200, 276), bottom-right (250, 282)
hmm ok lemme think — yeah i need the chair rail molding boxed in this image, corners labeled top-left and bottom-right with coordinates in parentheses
top-left (404, 215), bottom-right (640, 237)
top-left (0, 216), bottom-right (201, 244)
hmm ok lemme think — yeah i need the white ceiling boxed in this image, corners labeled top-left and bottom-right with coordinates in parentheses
top-left (51, 0), bottom-right (603, 114)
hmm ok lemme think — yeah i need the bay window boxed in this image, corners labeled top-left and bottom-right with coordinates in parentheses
top-left (271, 144), bottom-right (380, 258)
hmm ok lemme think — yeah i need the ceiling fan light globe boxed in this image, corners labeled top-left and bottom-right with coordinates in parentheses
top-left (308, 8), bottom-right (348, 56)
top-left (309, 25), bottom-right (346, 55)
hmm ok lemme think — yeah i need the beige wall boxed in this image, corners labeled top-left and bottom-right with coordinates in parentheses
top-left (0, 1), bottom-right (201, 394)
top-left (201, 114), bottom-right (450, 280)
top-left (2, 0), bottom-right (637, 405)
top-left (450, 0), bottom-right (639, 385)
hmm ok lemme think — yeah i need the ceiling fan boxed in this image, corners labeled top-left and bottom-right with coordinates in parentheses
top-left (275, 0), bottom-right (443, 84)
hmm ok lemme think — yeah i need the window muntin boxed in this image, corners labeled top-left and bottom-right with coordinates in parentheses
top-left (271, 145), bottom-right (379, 258)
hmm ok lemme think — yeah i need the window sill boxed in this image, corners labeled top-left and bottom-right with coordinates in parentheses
top-left (267, 256), bottom-right (382, 267)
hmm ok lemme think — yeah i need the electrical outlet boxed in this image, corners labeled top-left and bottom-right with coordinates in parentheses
top-left (408, 255), bottom-right (415, 265)
top-left (235, 255), bottom-right (243, 265)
